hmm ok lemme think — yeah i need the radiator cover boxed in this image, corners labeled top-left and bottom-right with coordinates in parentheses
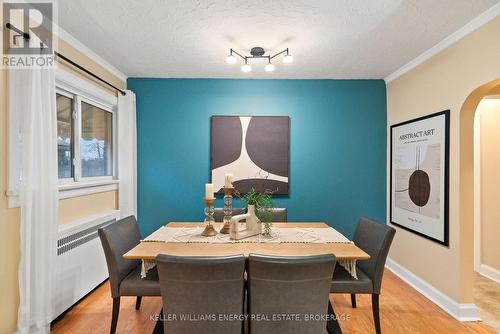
top-left (53, 210), bottom-right (120, 319)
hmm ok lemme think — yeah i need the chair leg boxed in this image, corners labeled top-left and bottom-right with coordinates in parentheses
top-left (350, 293), bottom-right (357, 308)
top-left (372, 294), bottom-right (381, 334)
top-left (152, 308), bottom-right (164, 334)
top-left (135, 296), bottom-right (142, 310)
top-left (110, 297), bottom-right (120, 334)
top-left (326, 300), bottom-right (343, 334)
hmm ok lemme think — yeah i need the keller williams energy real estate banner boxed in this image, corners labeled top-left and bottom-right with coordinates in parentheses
top-left (390, 110), bottom-right (450, 246)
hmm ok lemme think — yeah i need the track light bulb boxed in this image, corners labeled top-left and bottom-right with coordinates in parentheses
top-left (264, 63), bottom-right (275, 72)
top-left (226, 55), bottom-right (237, 64)
top-left (283, 55), bottom-right (293, 63)
top-left (241, 64), bottom-right (252, 72)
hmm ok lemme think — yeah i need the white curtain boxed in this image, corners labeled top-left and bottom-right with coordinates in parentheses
top-left (117, 90), bottom-right (137, 218)
top-left (10, 68), bottom-right (58, 334)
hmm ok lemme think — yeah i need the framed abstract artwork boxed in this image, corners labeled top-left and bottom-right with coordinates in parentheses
top-left (211, 116), bottom-right (290, 194)
top-left (390, 110), bottom-right (450, 246)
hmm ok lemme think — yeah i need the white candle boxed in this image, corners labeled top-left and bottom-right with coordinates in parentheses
top-left (224, 173), bottom-right (233, 188)
top-left (205, 183), bottom-right (214, 199)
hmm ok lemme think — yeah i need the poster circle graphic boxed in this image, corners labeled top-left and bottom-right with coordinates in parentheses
top-left (408, 170), bottom-right (431, 207)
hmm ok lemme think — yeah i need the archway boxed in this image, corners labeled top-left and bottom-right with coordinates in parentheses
top-left (459, 78), bottom-right (500, 303)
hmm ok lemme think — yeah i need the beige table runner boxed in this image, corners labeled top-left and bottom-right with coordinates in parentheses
top-left (143, 226), bottom-right (351, 244)
top-left (141, 226), bottom-right (357, 278)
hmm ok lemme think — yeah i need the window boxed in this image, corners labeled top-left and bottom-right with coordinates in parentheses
top-left (57, 94), bottom-right (74, 179)
top-left (81, 102), bottom-right (113, 177)
top-left (7, 68), bottom-right (119, 208)
top-left (56, 89), bottom-right (114, 183)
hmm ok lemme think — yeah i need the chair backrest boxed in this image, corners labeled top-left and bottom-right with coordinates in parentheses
top-left (353, 217), bottom-right (396, 294)
top-left (271, 208), bottom-right (287, 222)
top-left (98, 215), bottom-right (141, 298)
top-left (247, 253), bottom-right (336, 334)
top-left (213, 207), bottom-right (246, 222)
top-left (156, 254), bottom-right (246, 334)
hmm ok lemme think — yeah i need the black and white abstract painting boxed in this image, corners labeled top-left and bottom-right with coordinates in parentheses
top-left (211, 116), bottom-right (290, 194)
top-left (390, 110), bottom-right (449, 246)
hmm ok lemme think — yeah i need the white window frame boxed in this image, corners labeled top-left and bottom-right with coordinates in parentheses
top-left (78, 96), bottom-right (116, 181)
top-left (57, 89), bottom-right (116, 185)
top-left (55, 68), bottom-right (119, 197)
top-left (6, 68), bottom-right (120, 208)
top-left (56, 87), bottom-right (76, 186)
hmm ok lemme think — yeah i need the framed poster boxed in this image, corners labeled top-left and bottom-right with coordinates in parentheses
top-left (390, 110), bottom-right (449, 246)
top-left (211, 116), bottom-right (290, 194)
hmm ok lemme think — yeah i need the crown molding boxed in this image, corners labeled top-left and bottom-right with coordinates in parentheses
top-left (55, 25), bottom-right (128, 83)
top-left (385, 2), bottom-right (500, 83)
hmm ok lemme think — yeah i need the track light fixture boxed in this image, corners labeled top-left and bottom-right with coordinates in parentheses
top-left (226, 47), bottom-right (293, 73)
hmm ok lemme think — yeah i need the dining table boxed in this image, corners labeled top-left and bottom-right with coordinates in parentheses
top-left (123, 221), bottom-right (370, 334)
top-left (124, 222), bottom-right (370, 260)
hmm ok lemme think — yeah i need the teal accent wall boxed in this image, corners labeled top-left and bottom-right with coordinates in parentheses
top-left (128, 78), bottom-right (386, 238)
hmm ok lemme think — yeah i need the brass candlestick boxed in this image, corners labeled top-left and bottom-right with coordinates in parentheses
top-left (201, 198), bottom-right (217, 237)
top-left (219, 186), bottom-right (234, 234)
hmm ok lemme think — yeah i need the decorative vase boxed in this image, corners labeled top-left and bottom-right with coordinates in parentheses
top-left (261, 220), bottom-right (272, 237)
top-left (256, 206), bottom-right (273, 237)
top-left (230, 204), bottom-right (261, 240)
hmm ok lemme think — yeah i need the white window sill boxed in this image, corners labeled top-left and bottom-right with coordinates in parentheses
top-left (58, 209), bottom-right (121, 236)
top-left (6, 179), bottom-right (120, 208)
top-left (59, 179), bottom-right (119, 199)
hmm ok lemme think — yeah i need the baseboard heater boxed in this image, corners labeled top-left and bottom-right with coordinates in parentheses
top-left (53, 210), bottom-right (120, 320)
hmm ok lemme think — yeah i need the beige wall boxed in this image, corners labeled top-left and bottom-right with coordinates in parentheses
top-left (0, 31), bottom-right (125, 333)
top-left (387, 16), bottom-right (500, 304)
top-left (477, 98), bottom-right (500, 271)
top-left (59, 191), bottom-right (118, 224)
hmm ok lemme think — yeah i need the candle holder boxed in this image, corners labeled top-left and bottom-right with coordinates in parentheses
top-left (219, 187), bottom-right (234, 234)
top-left (201, 198), bottom-right (217, 237)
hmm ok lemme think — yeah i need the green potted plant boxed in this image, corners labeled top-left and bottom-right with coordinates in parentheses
top-left (242, 188), bottom-right (274, 236)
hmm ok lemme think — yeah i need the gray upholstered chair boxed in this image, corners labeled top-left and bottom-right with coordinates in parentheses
top-left (155, 254), bottom-right (246, 334)
top-left (271, 208), bottom-right (287, 222)
top-left (98, 216), bottom-right (161, 334)
top-left (330, 217), bottom-right (396, 334)
top-left (213, 207), bottom-right (246, 222)
top-left (247, 253), bottom-right (336, 334)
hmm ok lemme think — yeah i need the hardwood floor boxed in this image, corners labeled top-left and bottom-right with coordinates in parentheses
top-left (474, 273), bottom-right (500, 333)
top-left (333, 270), bottom-right (495, 334)
top-left (51, 269), bottom-right (496, 334)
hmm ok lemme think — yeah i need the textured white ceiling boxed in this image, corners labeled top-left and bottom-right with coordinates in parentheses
top-left (58, 0), bottom-right (499, 79)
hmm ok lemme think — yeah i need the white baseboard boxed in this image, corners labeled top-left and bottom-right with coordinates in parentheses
top-left (385, 258), bottom-right (481, 322)
top-left (478, 264), bottom-right (500, 284)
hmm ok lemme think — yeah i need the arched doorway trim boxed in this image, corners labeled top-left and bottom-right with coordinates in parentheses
top-left (459, 79), bottom-right (500, 301)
